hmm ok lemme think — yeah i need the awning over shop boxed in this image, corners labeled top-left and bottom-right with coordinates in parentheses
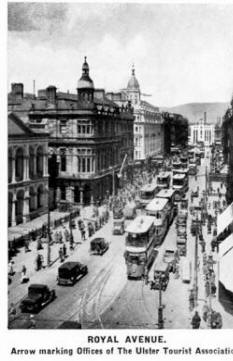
top-left (217, 202), bottom-right (233, 236)
top-left (219, 240), bottom-right (233, 292)
top-left (219, 233), bottom-right (233, 258)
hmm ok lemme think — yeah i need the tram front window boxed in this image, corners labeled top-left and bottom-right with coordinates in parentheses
top-left (126, 233), bottom-right (147, 247)
top-left (173, 178), bottom-right (184, 187)
top-left (125, 252), bottom-right (146, 264)
top-left (140, 191), bottom-right (152, 200)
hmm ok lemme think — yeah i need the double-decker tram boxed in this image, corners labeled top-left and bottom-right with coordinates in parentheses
top-left (172, 161), bottom-right (183, 175)
top-left (145, 197), bottom-right (170, 245)
top-left (172, 173), bottom-right (188, 201)
top-left (180, 154), bottom-right (189, 169)
top-left (157, 171), bottom-right (171, 189)
top-left (155, 188), bottom-right (177, 225)
top-left (139, 182), bottom-right (159, 207)
top-left (124, 216), bottom-right (157, 279)
top-left (189, 159), bottom-right (197, 175)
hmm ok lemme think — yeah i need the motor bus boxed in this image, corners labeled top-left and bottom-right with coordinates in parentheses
top-left (145, 197), bottom-right (170, 245)
top-left (194, 148), bottom-right (201, 165)
top-left (188, 148), bottom-right (195, 160)
top-left (155, 188), bottom-right (177, 225)
top-left (157, 171), bottom-right (171, 189)
top-left (124, 215), bottom-right (158, 279)
top-left (172, 161), bottom-right (183, 175)
top-left (151, 258), bottom-right (170, 290)
top-left (139, 182), bottom-right (159, 207)
top-left (172, 173), bottom-right (188, 201)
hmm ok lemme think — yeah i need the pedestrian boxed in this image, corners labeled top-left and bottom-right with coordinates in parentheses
top-left (191, 311), bottom-right (201, 329)
top-left (63, 243), bottom-right (67, 258)
top-left (70, 234), bottom-right (74, 250)
top-left (21, 265), bottom-right (29, 284)
top-left (58, 231), bottom-right (63, 243)
top-left (22, 264), bottom-right (27, 275)
top-left (81, 228), bottom-right (86, 241)
top-left (9, 303), bottom-right (17, 322)
top-left (59, 247), bottom-right (64, 262)
top-left (24, 239), bottom-right (30, 253)
top-left (37, 237), bottom-right (43, 250)
top-left (28, 314), bottom-right (36, 329)
top-left (8, 260), bottom-right (15, 276)
top-left (189, 289), bottom-right (195, 311)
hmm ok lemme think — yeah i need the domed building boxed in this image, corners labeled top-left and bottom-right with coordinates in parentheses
top-left (8, 57), bottom-right (134, 210)
top-left (107, 65), bottom-right (164, 162)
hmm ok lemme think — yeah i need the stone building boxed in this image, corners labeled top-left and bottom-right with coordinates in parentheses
top-left (189, 113), bottom-right (215, 146)
top-left (8, 112), bottom-right (49, 226)
top-left (162, 112), bottom-right (189, 154)
top-left (222, 97), bottom-right (233, 205)
top-left (106, 66), bottom-right (164, 161)
top-left (18, 57), bottom-right (135, 207)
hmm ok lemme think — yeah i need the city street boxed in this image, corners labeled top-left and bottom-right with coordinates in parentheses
top-left (8, 153), bottom-right (233, 329)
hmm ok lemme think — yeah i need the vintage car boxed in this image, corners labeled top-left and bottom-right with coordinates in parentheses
top-left (112, 218), bottom-right (125, 235)
top-left (90, 237), bottom-right (109, 255)
top-left (57, 321), bottom-right (82, 329)
top-left (57, 261), bottom-right (88, 286)
top-left (20, 284), bottom-right (56, 313)
top-left (151, 260), bottom-right (170, 291)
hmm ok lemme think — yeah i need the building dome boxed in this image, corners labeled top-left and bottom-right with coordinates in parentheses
top-left (127, 66), bottom-right (140, 90)
top-left (77, 56), bottom-right (94, 89)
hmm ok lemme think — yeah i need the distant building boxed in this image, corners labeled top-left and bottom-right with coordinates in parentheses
top-left (8, 112), bottom-right (49, 226)
top-left (189, 113), bottom-right (215, 146)
top-left (106, 66), bottom-right (164, 161)
top-left (162, 112), bottom-right (188, 154)
top-left (8, 58), bottom-right (134, 208)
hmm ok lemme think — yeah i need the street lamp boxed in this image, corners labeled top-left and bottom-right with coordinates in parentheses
top-left (46, 187), bottom-right (51, 267)
top-left (158, 275), bottom-right (164, 329)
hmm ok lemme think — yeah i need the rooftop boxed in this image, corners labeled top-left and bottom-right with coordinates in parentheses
top-left (146, 197), bottom-right (168, 211)
top-left (126, 215), bottom-right (155, 234)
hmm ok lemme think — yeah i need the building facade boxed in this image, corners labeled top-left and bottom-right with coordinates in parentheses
top-left (189, 114), bottom-right (215, 146)
top-left (106, 66), bottom-right (164, 161)
top-left (222, 97), bottom-right (233, 205)
top-left (14, 58), bottom-right (134, 207)
top-left (8, 112), bottom-right (49, 226)
top-left (162, 112), bottom-right (189, 154)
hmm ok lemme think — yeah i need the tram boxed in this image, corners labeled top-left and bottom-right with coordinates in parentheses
top-left (155, 188), bottom-right (177, 225)
top-left (157, 171), bottom-right (171, 189)
top-left (124, 215), bottom-right (157, 279)
top-left (145, 197), bottom-right (170, 245)
top-left (139, 182), bottom-right (159, 207)
top-left (172, 173), bottom-right (188, 201)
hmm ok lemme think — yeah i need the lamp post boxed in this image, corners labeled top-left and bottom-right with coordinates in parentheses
top-left (194, 215), bottom-right (199, 307)
top-left (158, 275), bottom-right (164, 329)
top-left (46, 187), bottom-right (51, 267)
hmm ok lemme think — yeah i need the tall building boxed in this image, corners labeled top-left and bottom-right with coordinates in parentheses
top-left (106, 66), bottom-right (164, 161)
top-left (222, 97), bottom-right (233, 205)
top-left (8, 58), bottom-right (134, 208)
top-left (8, 112), bottom-right (49, 226)
top-left (189, 113), bottom-right (215, 146)
top-left (162, 112), bottom-right (188, 154)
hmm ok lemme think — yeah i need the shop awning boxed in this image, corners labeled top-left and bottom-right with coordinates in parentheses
top-left (217, 202), bottom-right (233, 236)
top-left (219, 233), bottom-right (233, 258)
top-left (219, 236), bottom-right (233, 292)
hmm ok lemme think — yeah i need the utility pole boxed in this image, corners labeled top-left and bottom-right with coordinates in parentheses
top-left (112, 168), bottom-right (115, 196)
top-left (158, 276), bottom-right (164, 329)
top-left (47, 188), bottom-right (51, 267)
top-left (194, 214), bottom-right (199, 307)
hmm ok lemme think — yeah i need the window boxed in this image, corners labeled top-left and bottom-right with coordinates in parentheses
top-left (77, 120), bottom-right (92, 135)
top-left (60, 149), bottom-right (66, 171)
top-left (60, 186), bottom-right (66, 200)
top-left (60, 120), bottom-right (67, 134)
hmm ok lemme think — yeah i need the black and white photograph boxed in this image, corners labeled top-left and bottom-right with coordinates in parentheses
top-left (6, 1), bottom-right (233, 333)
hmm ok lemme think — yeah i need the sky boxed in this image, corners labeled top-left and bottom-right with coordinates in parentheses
top-left (7, 2), bottom-right (233, 107)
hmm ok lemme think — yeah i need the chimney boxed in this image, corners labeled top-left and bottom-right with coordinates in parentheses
top-left (46, 85), bottom-right (57, 103)
top-left (11, 83), bottom-right (24, 101)
top-left (204, 112), bottom-right (207, 124)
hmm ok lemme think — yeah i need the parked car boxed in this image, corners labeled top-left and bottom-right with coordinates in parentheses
top-left (57, 321), bottom-right (82, 329)
top-left (20, 284), bottom-right (56, 313)
top-left (57, 261), bottom-right (88, 286)
top-left (90, 237), bottom-right (109, 255)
